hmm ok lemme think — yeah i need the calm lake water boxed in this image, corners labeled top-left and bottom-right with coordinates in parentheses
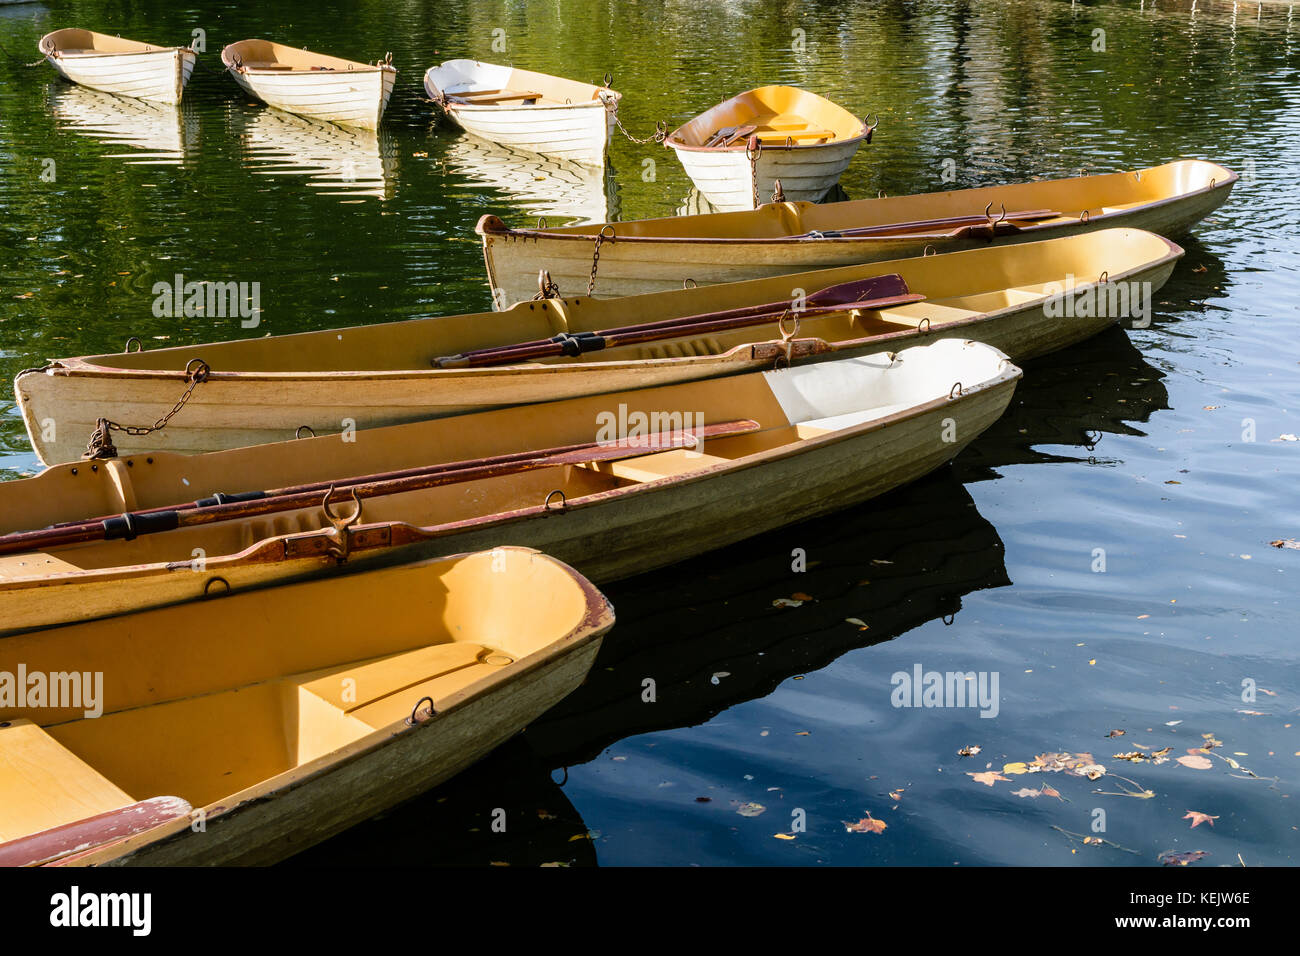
top-left (1, 0), bottom-right (1297, 867)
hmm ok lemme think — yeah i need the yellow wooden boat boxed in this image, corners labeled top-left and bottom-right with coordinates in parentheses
top-left (221, 39), bottom-right (396, 130)
top-left (15, 229), bottom-right (1173, 465)
top-left (0, 340), bottom-right (1019, 632)
top-left (665, 85), bottom-right (870, 211)
top-left (479, 159), bottom-right (1234, 304)
top-left (40, 28), bottom-right (196, 105)
top-left (0, 547), bottom-right (612, 866)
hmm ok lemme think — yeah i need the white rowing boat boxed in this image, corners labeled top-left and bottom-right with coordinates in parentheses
top-left (425, 59), bottom-right (619, 167)
top-left (665, 85), bottom-right (870, 211)
top-left (221, 39), bottom-right (396, 130)
top-left (39, 28), bottom-right (196, 105)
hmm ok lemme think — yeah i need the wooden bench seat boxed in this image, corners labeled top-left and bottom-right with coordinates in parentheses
top-left (0, 719), bottom-right (134, 843)
top-left (450, 89), bottom-right (543, 105)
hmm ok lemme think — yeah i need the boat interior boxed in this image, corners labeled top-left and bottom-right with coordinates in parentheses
top-left (1, 343), bottom-right (1003, 584)
top-left (43, 28), bottom-right (177, 56)
top-left (523, 160), bottom-right (1232, 240)
top-left (62, 228), bottom-right (1165, 376)
top-left (223, 39), bottom-right (381, 73)
top-left (0, 549), bottom-right (591, 840)
top-left (430, 60), bottom-right (611, 108)
top-left (667, 85), bottom-right (865, 150)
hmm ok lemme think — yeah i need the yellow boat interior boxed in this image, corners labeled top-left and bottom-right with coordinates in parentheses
top-left (514, 160), bottom-right (1233, 240)
top-left (50, 228), bottom-right (1173, 376)
top-left (666, 85), bottom-right (866, 150)
top-left (42, 28), bottom-right (179, 56)
top-left (0, 549), bottom-right (596, 841)
top-left (0, 343), bottom-right (1009, 581)
top-left (222, 39), bottom-right (384, 73)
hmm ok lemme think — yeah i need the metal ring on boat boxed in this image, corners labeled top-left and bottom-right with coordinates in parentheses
top-left (683, 278), bottom-right (697, 289)
top-left (295, 425), bottom-right (316, 440)
top-left (923, 245), bottom-right (937, 256)
top-left (943, 613), bottom-right (955, 626)
top-left (1134, 171), bottom-right (1142, 183)
top-left (1080, 209), bottom-right (1090, 224)
top-left (917, 317), bottom-right (931, 333)
top-left (949, 382), bottom-right (963, 399)
top-left (544, 489), bottom-right (567, 512)
top-left (603, 72), bottom-right (613, 88)
top-left (185, 358), bottom-right (210, 383)
top-left (537, 217), bottom-right (548, 229)
top-left (1084, 429), bottom-right (1101, 451)
top-left (409, 696), bottom-right (436, 724)
top-left (203, 577), bottom-right (231, 597)
top-left (878, 190), bottom-right (887, 199)
top-left (124, 336), bottom-right (143, 353)
top-left (1099, 270), bottom-right (1109, 283)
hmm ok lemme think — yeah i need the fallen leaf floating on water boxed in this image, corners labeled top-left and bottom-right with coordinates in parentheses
top-left (1271, 539), bottom-right (1300, 550)
top-left (790, 592), bottom-right (814, 602)
top-left (773, 833), bottom-right (796, 841)
top-left (1176, 755), bottom-right (1213, 770)
top-left (1027, 752), bottom-right (1107, 779)
top-left (958, 745), bottom-right (982, 757)
top-left (1002, 762), bottom-right (1029, 775)
top-left (772, 597), bottom-right (803, 608)
top-left (1202, 734), bottom-right (1223, 750)
top-left (1277, 434), bottom-right (1299, 442)
top-left (843, 813), bottom-right (887, 834)
top-left (735, 802), bottom-right (766, 818)
top-left (1106, 729), bottom-right (1127, 738)
top-left (1184, 811), bottom-right (1219, 829)
top-left (888, 789), bottom-right (904, 802)
top-left (1011, 787), bottom-right (1042, 798)
top-left (845, 617), bottom-right (869, 630)
top-left (968, 771), bottom-right (1011, 787)
top-left (1159, 850), bottom-right (1208, 867)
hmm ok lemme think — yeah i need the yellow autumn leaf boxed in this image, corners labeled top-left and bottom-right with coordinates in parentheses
top-left (1003, 762), bottom-right (1029, 775)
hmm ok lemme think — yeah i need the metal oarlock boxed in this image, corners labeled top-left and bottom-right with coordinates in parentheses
top-left (864, 114), bottom-right (879, 143)
top-left (321, 486), bottom-right (364, 563)
top-left (408, 696), bottom-right (436, 725)
top-left (295, 425), bottom-right (316, 440)
top-left (544, 489), bottom-right (567, 512)
top-left (917, 317), bottom-right (932, 333)
top-left (984, 201), bottom-right (1007, 226)
top-left (124, 336), bottom-right (143, 353)
top-left (203, 577), bottom-right (231, 597)
top-left (534, 269), bottom-right (561, 300)
top-left (949, 382), bottom-right (963, 399)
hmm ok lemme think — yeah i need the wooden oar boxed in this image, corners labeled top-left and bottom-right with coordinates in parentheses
top-left (434, 274), bottom-right (922, 369)
top-left (803, 209), bottom-right (1059, 240)
top-left (0, 420), bottom-right (759, 556)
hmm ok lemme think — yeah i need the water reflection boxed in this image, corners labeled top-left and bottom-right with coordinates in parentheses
top-left (528, 468), bottom-right (1009, 766)
top-left (232, 107), bottom-right (399, 201)
top-left (442, 134), bottom-right (621, 224)
top-left (50, 84), bottom-right (197, 165)
top-left (284, 739), bottom-right (596, 867)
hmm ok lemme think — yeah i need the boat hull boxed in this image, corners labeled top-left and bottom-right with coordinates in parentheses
top-left (229, 65), bottom-right (395, 130)
top-left (46, 48), bottom-right (195, 105)
top-left (15, 230), bottom-right (1178, 465)
top-left (3, 356), bottom-right (1017, 632)
top-left (438, 97), bottom-right (614, 167)
top-left (670, 138), bottom-right (863, 211)
top-left (481, 164), bottom-right (1234, 304)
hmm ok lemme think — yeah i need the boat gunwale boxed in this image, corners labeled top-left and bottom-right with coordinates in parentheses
top-left (39, 29), bottom-right (193, 59)
top-left (423, 61), bottom-right (618, 113)
top-left (478, 163), bottom-right (1238, 244)
top-left (665, 84), bottom-right (868, 152)
top-left (220, 39), bottom-right (395, 76)
top-left (38, 547), bottom-right (614, 865)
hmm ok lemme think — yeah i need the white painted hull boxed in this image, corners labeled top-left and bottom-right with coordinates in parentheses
top-left (670, 139), bottom-right (862, 211)
top-left (440, 98), bottom-right (613, 166)
top-left (46, 48), bottom-right (195, 105)
top-left (230, 67), bottom-right (395, 130)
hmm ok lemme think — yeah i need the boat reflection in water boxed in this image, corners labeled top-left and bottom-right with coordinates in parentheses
top-left (50, 84), bottom-right (197, 165)
top-left (444, 133), bottom-right (620, 225)
top-left (232, 107), bottom-right (399, 201)
top-left (677, 181), bottom-right (850, 217)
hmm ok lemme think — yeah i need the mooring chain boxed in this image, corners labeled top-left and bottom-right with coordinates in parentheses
top-left (533, 269), bottom-right (561, 300)
top-left (600, 72), bottom-right (667, 144)
top-left (83, 358), bottom-right (210, 459)
top-left (587, 225), bottom-right (615, 297)
top-left (746, 137), bottom-right (763, 209)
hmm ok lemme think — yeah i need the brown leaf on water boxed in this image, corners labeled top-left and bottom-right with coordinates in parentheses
top-left (1106, 729), bottom-right (1127, 738)
top-left (1159, 850), bottom-right (1208, 866)
top-left (968, 771), bottom-right (1010, 787)
top-left (1184, 811), bottom-right (1219, 828)
top-left (1192, 264), bottom-right (1208, 273)
top-left (773, 833), bottom-right (796, 840)
top-left (1271, 539), bottom-right (1300, 550)
top-left (735, 802), bottom-right (766, 817)
top-left (1201, 734), bottom-right (1223, 750)
top-left (844, 813), bottom-right (887, 834)
top-left (1011, 787), bottom-right (1042, 799)
top-left (1113, 751), bottom-right (1150, 762)
top-left (888, 789), bottom-right (904, 802)
top-left (790, 592), bottom-right (814, 602)
top-left (958, 745), bottom-right (981, 757)
top-left (1177, 755), bottom-right (1213, 770)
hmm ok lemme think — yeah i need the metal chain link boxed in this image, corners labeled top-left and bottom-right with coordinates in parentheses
top-left (746, 137), bottom-right (763, 209)
top-left (83, 358), bottom-right (210, 459)
top-left (587, 225), bottom-right (615, 297)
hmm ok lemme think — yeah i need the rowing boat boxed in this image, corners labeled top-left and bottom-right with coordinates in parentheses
top-left (479, 159), bottom-right (1234, 303)
top-left (0, 340), bottom-right (1019, 632)
top-left (14, 228), bottom-right (1175, 464)
top-left (0, 548), bottom-right (611, 866)
top-left (221, 39), bottom-right (396, 130)
top-left (665, 86), bottom-right (870, 211)
top-left (424, 60), bottom-right (619, 166)
top-left (39, 29), bottom-right (196, 104)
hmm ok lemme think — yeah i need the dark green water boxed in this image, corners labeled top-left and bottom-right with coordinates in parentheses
top-left (2, 0), bottom-right (1297, 866)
